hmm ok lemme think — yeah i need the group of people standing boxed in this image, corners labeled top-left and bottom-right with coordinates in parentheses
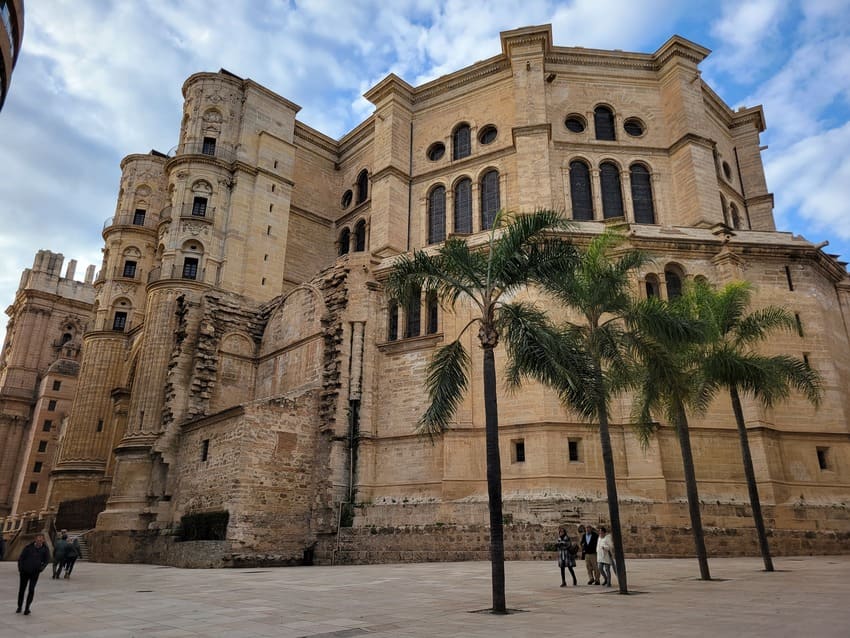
top-left (556, 524), bottom-right (616, 588)
top-left (12, 529), bottom-right (81, 616)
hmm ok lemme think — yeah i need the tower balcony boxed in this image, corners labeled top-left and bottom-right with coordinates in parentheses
top-left (102, 212), bottom-right (159, 234)
top-left (167, 141), bottom-right (237, 164)
top-left (178, 204), bottom-right (215, 223)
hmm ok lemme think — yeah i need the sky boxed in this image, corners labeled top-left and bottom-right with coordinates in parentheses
top-left (0, 0), bottom-right (849, 338)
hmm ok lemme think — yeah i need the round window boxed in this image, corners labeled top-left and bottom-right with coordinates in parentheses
top-left (478, 125), bottom-right (498, 145)
top-left (564, 115), bottom-right (586, 133)
top-left (427, 142), bottom-right (446, 161)
top-left (623, 118), bottom-right (645, 137)
top-left (341, 190), bottom-right (353, 209)
top-left (722, 161), bottom-right (732, 181)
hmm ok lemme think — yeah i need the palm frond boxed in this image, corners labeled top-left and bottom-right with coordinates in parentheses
top-left (500, 302), bottom-right (597, 419)
top-left (418, 339), bottom-right (471, 437)
top-left (734, 307), bottom-right (795, 345)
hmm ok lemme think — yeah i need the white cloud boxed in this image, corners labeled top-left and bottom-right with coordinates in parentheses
top-left (765, 122), bottom-right (850, 241)
top-left (708, 0), bottom-right (788, 80)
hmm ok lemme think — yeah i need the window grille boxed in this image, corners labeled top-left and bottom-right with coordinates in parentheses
top-left (630, 164), bottom-right (655, 224)
top-left (122, 261), bottom-right (137, 278)
top-left (594, 106), bottom-right (616, 141)
top-left (192, 197), bottom-right (208, 217)
top-left (202, 137), bottom-right (217, 156)
top-left (480, 170), bottom-right (500, 230)
top-left (428, 186), bottom-right (446, 244)
top-left (569, 161), bottom-right (593, 220)
top-left (405, 291), bottom-right (421, 339)
top-left (112, 312), bottom-right (128, 331)
top-left (600, 162), bottom-right (624, 218)
top-left (182, 258), bottom-right (199, 280)
top-left (452, 124), bottom-right (471, 160)
top-left (454, 178), bottom-right (472, 234)
top-left (133, 209), bottom-right (146, 225)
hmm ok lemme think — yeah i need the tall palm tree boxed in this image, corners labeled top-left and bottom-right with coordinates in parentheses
top-left (693, 280), bottom-right (822, 571)
top-left (505, 230), bottom-right (649, 594)
top-left (386, 209), bottom-right (579, 614)
top-left (630, 291), bottom-right (714, 580)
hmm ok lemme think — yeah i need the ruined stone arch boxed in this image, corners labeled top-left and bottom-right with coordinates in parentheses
top-left (260, 284), bottom-right (326, 358)
top-left (220, 331), bottom-right (255, 357)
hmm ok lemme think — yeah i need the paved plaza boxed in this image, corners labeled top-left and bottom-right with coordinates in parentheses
top-left (0, 556), bottom-right (848, 637)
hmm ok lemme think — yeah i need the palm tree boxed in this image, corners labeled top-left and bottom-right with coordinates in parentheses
top-left (505, 230), bottom-right (649, 594)
top-left (630, 291), bottom-right (713, 580)
top-left (693, 280), bottom-right (822, 571)
top-left (386, 209), bottom-right (579, 614)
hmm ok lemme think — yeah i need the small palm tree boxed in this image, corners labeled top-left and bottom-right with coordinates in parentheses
top-left (630, 291), bottom-right (713, 580)
top-left (386, 209), bottom-right (579, 614)
top-left (693, 280), bottom-right (822, 571)
top-left (506, 230), bottom-right (649, 594)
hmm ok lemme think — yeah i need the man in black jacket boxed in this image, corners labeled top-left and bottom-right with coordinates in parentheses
top-left (17, 533), bottom-right (50, 615)
top-left (578, 524), bottom-right (601, 585)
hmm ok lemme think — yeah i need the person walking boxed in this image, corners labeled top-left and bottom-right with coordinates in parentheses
top-left (555, 527), bottom-right (578, 587)
top-left (64, 535), bottom-right (81, 578)
top-left (578, 524), bottom-right (600, 585)
top-left (52, 532), bottom-right (69, 579)
top-left (0, 534), bottom-right (6, 561)
top-left (597, 526), bottom-right (615, 587)
top-left (17, 533), bottom-right (50, 615)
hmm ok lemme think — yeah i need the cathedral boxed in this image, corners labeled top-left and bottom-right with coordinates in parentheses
top-left (1, 25), bottom-right (849, 566)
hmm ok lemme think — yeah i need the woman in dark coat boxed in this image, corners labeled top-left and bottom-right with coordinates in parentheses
top-left (556, 527), bottom-right (578, 587)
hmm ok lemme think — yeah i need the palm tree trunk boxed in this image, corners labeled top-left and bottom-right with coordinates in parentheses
top-left (729, 385), bottom-right (774, 571)
top-left (594, 368), bottom-right (628, 593)
top-left (674, 399), bottom-right (710, 580)
top-left (482, 345), bottom-right (507, 613)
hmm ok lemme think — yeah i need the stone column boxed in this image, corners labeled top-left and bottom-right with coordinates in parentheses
top-left (49, 331), bottom-right (127, 506)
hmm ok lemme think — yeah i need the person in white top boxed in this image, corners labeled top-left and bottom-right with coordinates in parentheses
top-left (597, 526), bottom-right (615, 587)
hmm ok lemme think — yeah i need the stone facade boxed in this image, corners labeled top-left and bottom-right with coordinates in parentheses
top-left (3, 25), bottom-right (850, 566)
top-left (0, 251), bottom-right (95, 520)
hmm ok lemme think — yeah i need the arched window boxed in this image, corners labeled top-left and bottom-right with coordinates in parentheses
top-left (338, 228), bottom-right (350, 256)
top-left (569, 160), bottom-right (593, 221)
top-left (730, 204), bottom-right (741, 230)
top-left (356, 169), bottom-right (369, 204)
top-left (454, 178), bottom-right (472, 234)
top-left (594, 106), bottom-right (616, 141)
top-left (720, 194), bottom-right (729, 227)
top-left (387, 300), bottom-right (399, 341)
top-left (452, 124), bottom-right (471, 160)
top-left (645, 274), bottom-right (660, 298)
top-left (426, 292), bottom-right (439, 335)
top-left (600, 162), bottom-right (624, 219)
top-left (428, 186), bottom-right (446, 244)
top-left (354, 220), bottom-right (366, 252)
top-left (630, 163), bottom-right (655, 224)
top-left (480, 170), bottom-right (500, 230)
top-left (405, 290), bottom-right (421, 339)
top-left (665, 268), bottom-right (683, 299)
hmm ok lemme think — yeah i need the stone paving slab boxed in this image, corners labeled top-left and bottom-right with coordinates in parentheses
top-left (0, 556), bottom-right (848, 637)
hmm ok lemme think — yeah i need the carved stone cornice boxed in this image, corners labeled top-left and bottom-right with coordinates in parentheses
top-left (413, 57), bottom-right (511, 105)
top-left (294, 122), bottom-right (339, 155)
top-left (730, 106), bottom-right (766, 133)
top-left (668, 132), bottom-right (715, 155)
